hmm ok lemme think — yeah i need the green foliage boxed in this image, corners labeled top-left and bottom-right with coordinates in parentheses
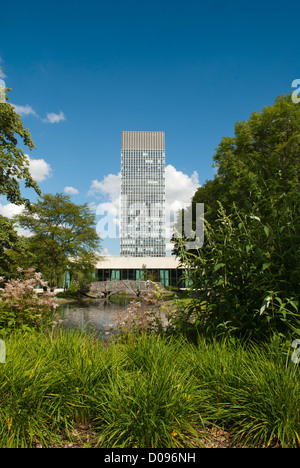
top-left (0, 268), bottom-right (58, 337)
top-left (173, 94), bottom-right (300, 340)
top-left (0, 98), bottom-right (41, 275)
top-left (15, 193), bottom-right (102, 286)
top-left (192, 94), bottom-right (300, 225)
top-left (111, 293), bottom-right (166, 339)
top-left (68, 267), bottom-right (98, 293)
top-left (141, 264), bottom-right (160, 282)
top-left (182, 336), bottom-right (300, 448)
top-left (94, 334), bottom-right (205, 448)
top-left (0, 216), bottom-right (21, 276)
top-left (0, 101), bottom-right (40, 207)
top-left (0, 331), bottom-right (299, 448)
top-left (176, 201), bottom-right (299, 340)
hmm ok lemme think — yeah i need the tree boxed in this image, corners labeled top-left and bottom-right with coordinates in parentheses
top-left (15, 193), bottom-right (102, 287)
top-left (0, 216), bottom-right (21, 276)
top-left (173, 94), bottom-right (300, 340)
top-left (141, 264), bottom-right (159, 283)
top-left (0, 88), bottom-right (41, 275)
top-left (192, 94), bottom-right (300, 224)
top-left (0, 99), bottom-right (40, 207)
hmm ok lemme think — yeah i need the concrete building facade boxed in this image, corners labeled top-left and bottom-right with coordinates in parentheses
top-left (120, 131), bottom-right (166, 257)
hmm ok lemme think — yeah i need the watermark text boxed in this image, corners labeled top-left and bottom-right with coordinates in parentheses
top-left (291, 79), bottom-right (300, 103)
top-left (96, 200), bottom-right (205, 249)
top-left (291, 339), bottom-right (300, 364)
top-left (0, 340), bottom-right (6, 364)
top-left (0, 79), bottom-right (6, 103)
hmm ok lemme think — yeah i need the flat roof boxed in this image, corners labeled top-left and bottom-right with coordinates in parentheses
top-left (96, 256), bottom-right (181, 269)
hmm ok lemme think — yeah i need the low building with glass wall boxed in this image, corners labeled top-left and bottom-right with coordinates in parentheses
top-left (96, 256), bottom-right (187, 288)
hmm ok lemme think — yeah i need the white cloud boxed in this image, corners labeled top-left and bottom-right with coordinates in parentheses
top-left (89, 166), bottom-right (200, 251)
top-left (16, 227), bottom-right (33, 237)
top-left (89, 173), bottom-right (121, 240)
top-left (0, 202), bottom-right (24, 219)
top-left (26, 156), bottom-right (52, 182)
top-left (10, 104), bottom-right (66, 125)
top-left (96, 201), bottom-right (120, 218)
top-left (43, 111), bottom-right (66, 124)
top-left (11, 104), bottom-right (38, 117)
top-left (64, 186), bottom-right (79, 195)
top-left (88, 201), bottom-right (98, 212)
top-left (165, 164), bottom-right (199, 211)
top-left (0, 203), bottom-right (32, 237)
top-left (89, 173), bottom-right (121, 200)
top-left (0, 57), bottom-right (6, 79)
top-left (0, 61), bottom-right (64, 125)
top-left (165, 165), bottom-right (200, 250)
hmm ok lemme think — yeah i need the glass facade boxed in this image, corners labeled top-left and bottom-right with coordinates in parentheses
top-left (96, 267), bottom-right (186, 288)
top-left (120, 131), bottom-right (166, 257)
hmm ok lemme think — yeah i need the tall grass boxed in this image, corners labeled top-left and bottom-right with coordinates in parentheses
top-left (181, 338), bottom-right (300, 447)
top-left (0, 330), bottom-right (299, 447)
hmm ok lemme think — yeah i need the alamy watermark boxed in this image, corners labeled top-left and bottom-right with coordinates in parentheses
top-left (0, 79), bottom-right (6, 103)
top-left (96, 200), bottom-right (205, 249)
top-left (291, 79), bottom-right (300, 103)
top-left (0, 340), bottom-right (6, 364)
top-left (291, 339), bottom-right (300, 364)
top-left (172, 202), bottom-right (204, 249)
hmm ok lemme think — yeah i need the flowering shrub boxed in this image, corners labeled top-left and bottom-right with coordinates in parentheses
top-left (0, 268), bottom-right (59, 336)
top-left (110, 286), bottom-right (169, 340)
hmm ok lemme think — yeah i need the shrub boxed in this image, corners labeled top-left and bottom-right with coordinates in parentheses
top-left (110, 287), bottom-right (168, 339)
top-left (176, 201), bottom-right (300, 341)
top-left (0, 268), bottom-right (58, 336)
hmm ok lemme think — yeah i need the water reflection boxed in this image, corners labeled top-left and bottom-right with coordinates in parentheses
top-left (58, 298), bottom-right (129, 337)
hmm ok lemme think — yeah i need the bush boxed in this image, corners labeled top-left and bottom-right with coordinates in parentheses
top-left (110, 286), bottom-right (169, 339)
top-left (176, 199), bottom-right (300, 341)
top-left (0, 268), bottom-right (58, 336)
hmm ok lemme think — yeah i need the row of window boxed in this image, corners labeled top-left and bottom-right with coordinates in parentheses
top-left (121, 150), bottom-right (165, 156)
top-left (122, 175), bottom-right (165, 180)
top-left (121, 222), bottom-right (165, 226)
top-left (122, 163), bottom-right (165, 168)
top-left (121, 233), bottom-right (165, 238)
top-left (97, 268), bottom-right (189, 286)
top-left (121, 237), bottom-right (165, 243)
top-left (121, 158), bottom-right (165, 163)
top-left (121, 198), bottom-right (165, 203)
top-left (122, 184), bottom-right (164, 190)
top-left (121, 239), bottom-right (166, 245)
top-left (121, 195), bottom-right (165, 200)
top-left (122, 183), bottom-right (165, 188)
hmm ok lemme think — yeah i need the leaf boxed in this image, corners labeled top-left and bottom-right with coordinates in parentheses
top-left (289, 300), bottom-right (299, 311)
top-left (261, 262), bottom-right (272, 272)
top-left (246, 244), bottom-right (252, 254)
top-left (264, 226), bottom-right (270, 238)
top-left (215, 278), bottom-right (224, 286)
top-left (214, 263), bottom-right (225, 272)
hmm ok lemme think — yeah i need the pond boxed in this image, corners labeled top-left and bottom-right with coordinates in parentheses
top-left (57, 296), bottom-right (133, 338)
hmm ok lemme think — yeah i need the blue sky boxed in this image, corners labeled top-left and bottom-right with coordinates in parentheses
top-left (0, 0), bottom-right (299, 254)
